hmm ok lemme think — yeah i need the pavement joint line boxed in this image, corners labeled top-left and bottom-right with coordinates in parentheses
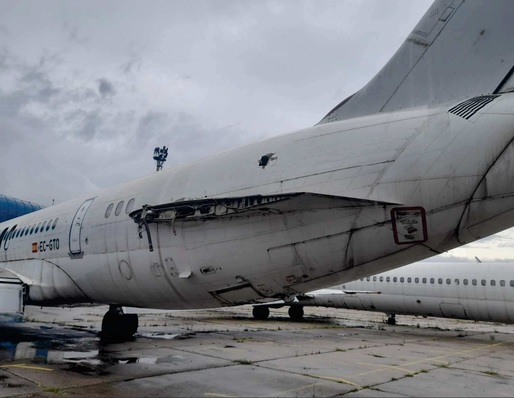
top-left (351, 341), bottom-right (508, 378)
top-left (272, 382), bottom-right (321, 397)
top-left (307, 373), bottom-right (361, 388)
top-left (0, 364), bottom-right (53, 372)
top-left (356, 362), bottom-right (416, 374)
top-left (204, 393), bottom-right (238, 397)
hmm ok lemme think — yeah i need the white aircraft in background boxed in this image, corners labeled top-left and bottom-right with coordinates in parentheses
top-left (2, 0), bottom-right (514, 339)
top-left (253, 261), bottom-right (514, 325)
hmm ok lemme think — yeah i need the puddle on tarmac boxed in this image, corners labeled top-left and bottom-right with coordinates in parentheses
top-left (0, 326), bottom-right (194, 373)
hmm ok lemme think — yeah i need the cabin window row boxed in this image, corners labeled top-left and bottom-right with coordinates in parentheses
top-left (105, 198), bottom-right (135, 218)
top-left (367, 275), bottom-right (514, 287)
top-left (0, 218), bottom-right (59, 244)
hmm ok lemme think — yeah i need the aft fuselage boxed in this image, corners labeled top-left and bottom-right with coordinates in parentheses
top-left (2, 94), bottom-right (514, 310)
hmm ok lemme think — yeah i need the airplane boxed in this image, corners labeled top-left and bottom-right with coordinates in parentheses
top-left (2, 0), bottom-right (514, 340)
top-left (0, 194), bottom-right (44, 223)
top-left (252, 261), bottom-right (514, 325)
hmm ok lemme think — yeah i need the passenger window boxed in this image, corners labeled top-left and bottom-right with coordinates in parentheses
top-left (491, 280), bottom-right (496, 286)
top-left (41, 221), bottom-right (47, 232)
top-left (510, 280), bottom-right (514, 287)
top-left (46, 220), bottom-right (52, 231)
top-left (455, 279), bottom-right (459, 285)
top-left (500, 280), bottom-right (506, 287)
top-left (125, 198), bottom-right (135, 214)
top-left (115, 201), bottom-right (124, 216)
top-left (52, 218), bottom-right (59, 230)
top-left (400, 277), bottom-right (404, 283)
top-left (463, 279), bottom-right (468, 285)
top-left (393, 277), bottom-right (397, 282)
top-left (407, 277), bottom-right (412, 283)
top-left (430, 278), bottom-right (434, 284)
top-left (481, 279), bottom-right (486, 286)
top-left (373, 276), bottom-right (377, 282)
top-left (105, 203), bottom-right (114, 218)
top-left (422, 277), bottom-right (427, 284)
top-left (25, 227), bottom-right (30, 236)
top-left (386, 277), bottom-right (390, 282)
top-left (415, 277), bottom-right (419, 283)
top-left (35, 222), bottom-right (42, 233)
top-left (446, 278), bottom-right (451, 285)
top-left (366, 277), bottom-right (370, 281)
top-left (30, 225), bottom-right (35, 235)
top-left (379, 276), bottom-right (383, 282)
top-left (438, 278), bottom-right (443, 285)
top-left (472, 279), bottom-right (477, 286)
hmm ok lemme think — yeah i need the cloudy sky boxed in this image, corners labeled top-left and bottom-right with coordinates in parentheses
top-left (1, 0), bottom-right (513, 262)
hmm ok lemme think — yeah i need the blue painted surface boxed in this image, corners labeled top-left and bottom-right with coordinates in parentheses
top-left (0, 195), bottom-right (44, 223)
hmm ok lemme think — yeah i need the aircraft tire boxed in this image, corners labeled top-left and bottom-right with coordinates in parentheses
top-left (288, 305), bottom-right (304, 321)
top-left (101, 306), bottom-right (139, 341)
top-left (252, 306), bottom-right (270, 320)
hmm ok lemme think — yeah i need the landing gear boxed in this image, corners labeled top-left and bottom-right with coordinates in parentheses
top-left (101, 305), bottom-right (138, 341)
top-left (386, 313), bottom-right (396, 325)
top-left (252, 305), bottom-right (270, 320)
top-left (288, 305), bottom-right (304, 321)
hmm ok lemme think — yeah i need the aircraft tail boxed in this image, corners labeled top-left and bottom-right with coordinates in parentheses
top-left (319, 0), bottom-right (514, 124)
top-left (0, 194), bottom-right (45, 223)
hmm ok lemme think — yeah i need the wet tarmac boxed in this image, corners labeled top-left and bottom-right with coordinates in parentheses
top-left (1, 305), bottom-right (513, 397)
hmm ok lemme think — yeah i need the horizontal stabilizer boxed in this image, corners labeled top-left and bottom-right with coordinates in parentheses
top-left (130, 192), bottom-right (397, 223)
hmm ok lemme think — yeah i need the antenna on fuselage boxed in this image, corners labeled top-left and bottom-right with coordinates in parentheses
top-left (153, 146), bottom-right (168, 171)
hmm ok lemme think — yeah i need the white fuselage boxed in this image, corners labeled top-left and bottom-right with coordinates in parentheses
top-left (2, 94), bottom-right (514, 310)
top-left (301, 262), bottom-right (514, 324)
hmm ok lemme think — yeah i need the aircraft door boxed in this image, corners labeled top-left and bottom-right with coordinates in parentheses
top-left (69, 198), bottom-right (95, 256)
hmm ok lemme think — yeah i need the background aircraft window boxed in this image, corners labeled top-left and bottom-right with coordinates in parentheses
top-left (125, 198), bottom-right (135, 214)
top-left (105, 203), bottom-right (114, 218)
top-left (491, 280), bottom-right (496, 286)
top-left (500, 280), bottom-right (506, 287)
top-left (407, 277), bottom-right (412, 283)
top-left (46, 220), bottom-right (52, 231)
top-left (393, 277), bottom-right (397, 282)
top-left (481, 279), bottom-right (486, 286)
top-left (472, 279), bottom-right (477, 286)
top-left (463, 279), bottom-right (468, 285)
top-left (379, 276), bottom-right (383, 282)
top-left (446, 278), bottom-right (451, 285)
top-left (52, 218), bottom-right (58, 230)
top-left (115, 201), bottom-right (124, 216)
top-left (430, 278), bottom-right (434, 284)
top-left (400, 277), bottom-right (404, 283)
top-left (438, 278), bottom-right (443, 284)
top-left (415, 277), bottom-right (419, 283)
top-left (386, 277), bottom-right (390, 282)
top-left (455, 279), bottom-right (459, 285)
top-left (41, 221), bottom-right (47, 232)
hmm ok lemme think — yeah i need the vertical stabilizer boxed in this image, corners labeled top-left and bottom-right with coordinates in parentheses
top-left (319, 0), bottom-right (514, 124)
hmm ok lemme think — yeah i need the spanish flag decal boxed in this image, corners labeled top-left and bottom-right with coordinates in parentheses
top-left (32, 242), bottom-right (38, 253)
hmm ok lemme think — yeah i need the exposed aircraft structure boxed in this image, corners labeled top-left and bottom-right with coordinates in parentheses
top-left (253, 261), bottom-right (514, 324)
top-left (2, 0), bottom-right (514, 339)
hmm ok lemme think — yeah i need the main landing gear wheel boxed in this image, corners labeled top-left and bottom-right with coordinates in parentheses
top-left (386, 314), bottom-right (396, 325)
top-left (101, 305), bottom-right (139, 341)
top-left (252, 306), bottom-right (270, 320)
top-left (288, 305), bottom-right (304, 321)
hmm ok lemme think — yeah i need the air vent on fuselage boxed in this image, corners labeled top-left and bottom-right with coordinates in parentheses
top-left (448, 95), bottom-right (500, 120)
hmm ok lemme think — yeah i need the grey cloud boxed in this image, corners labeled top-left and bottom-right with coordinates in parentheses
top-left (98, 78), bottom-right (116, 98)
